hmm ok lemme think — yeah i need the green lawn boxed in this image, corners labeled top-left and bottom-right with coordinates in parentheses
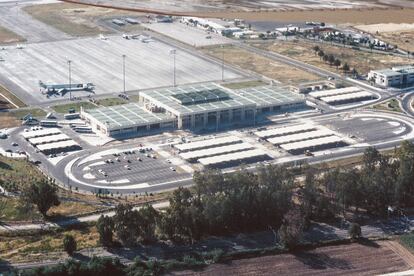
top-left (52, 102), bottom-right (96, 114)
top-left (222, 80), bottom-right (266, 90)
top-left (399, 232), bottom-right (414, 253)
top-left (96, 97), bottom-right (129, 107)
top-left (372, 98), bottom-right (402, 113)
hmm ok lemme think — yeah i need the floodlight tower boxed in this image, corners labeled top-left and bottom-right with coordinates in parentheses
top-left (122, 54), bottom-right (126, 94)
top-left (170, 49), bottom-right (177, 87)
top-left (67, 60), bottom-right (72, 100)
top-left (221, 45), bottom-right (225, 81)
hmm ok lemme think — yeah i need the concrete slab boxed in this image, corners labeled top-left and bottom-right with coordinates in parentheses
top-left (143, 22), bottom-right (233, 47)
top-left (0, 36), bottom-right (241, 104)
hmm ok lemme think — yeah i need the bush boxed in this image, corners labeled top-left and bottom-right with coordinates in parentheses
top-left (63, 234), bottom-right (77, 256)
top-left (348, 223), bottom-right (362, 240)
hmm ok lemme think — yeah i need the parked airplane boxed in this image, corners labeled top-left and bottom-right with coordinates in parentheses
top-left (39, 81), bottom-right (95, 96)
top-left (122, 34), bottom-right (139, 40)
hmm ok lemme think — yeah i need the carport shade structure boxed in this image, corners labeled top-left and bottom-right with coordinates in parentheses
top-left (36, 140), bottom-right (81, 154)
top-left (267, 129), bottom-right (333, 145)
top-left (198, 149), bottom-right (271, 168)
top-left (28, 133), bottom-right (71, 145)
top-left (309, 86), bottom-right (362, 99)
top-left (174, 136), bottom-right (242, 152)
top-left (280, 135), bottom-right (345, 154)
top-left (255, 123), bottom-right (315, 138)
top-left (21, 128), bottom-right (62, 139)
top-left (179, 142), bottom-right (253, 161)
top-left (320, 91), bottom-right (375, 105)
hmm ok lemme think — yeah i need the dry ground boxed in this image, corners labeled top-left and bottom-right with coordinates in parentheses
top-left (0, 108), bottom-right (45, 129)
top-left (23, 3), bottom-right (143, 37)
top-left (0, 225), bottom-right (99, 263)
top-left (194, 8), bottom-right (414, 24)
top-left (375, 31), bottom-right (414, 53)
top-left (174, 241), bottom-right (414, 276)
top-left (0, 26), bottom-right (24, 45)
top-left (202, 45), bottom-right (321, 84)
top-left (251, 40), bottom-right (413, 75)
top-left (0, 85), bottom-right (26, 109)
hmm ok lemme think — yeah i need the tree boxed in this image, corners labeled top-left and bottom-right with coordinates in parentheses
top-left (394, 141), bottom-right (414, 206)
top-left (318, 50), bottom-right (325, 60)
top-left (22, 180), bottom-right (60, 217)
top-left (96, 215), bottom-right (114, 247)
top-left (334, 58), bottom-right (341, 69)
top-left (63, 234), bottom-right (77, 256)
top-left (369, 42), bottom-right (374, 52)
top-left (113, 203), bottom-right (140, 246)
top-left (312, 45), bottom-right (320, 55)
top-left (278, 209), bottom-right (305, 249)
top-left (342, 63), bottom-right (350, 73)
top-left (323, 54), bottom-right (329, 63)
top-left (137, 204), bottom-right (159, 244)
top-left (348, 223), bottom-right (362, 240)
top-left (328, 54), bottom-right (335, 66)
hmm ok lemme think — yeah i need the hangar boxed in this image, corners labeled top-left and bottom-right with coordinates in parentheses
top-left (81, 83), bottom-right (306, 137)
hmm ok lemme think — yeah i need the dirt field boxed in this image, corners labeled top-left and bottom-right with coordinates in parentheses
top-left (194, 8), bottom-right (414, 24)
top-left (251, 40), bottom-right (413, 75)
top-left (23, 3), bottom-right (142, 37)
top-left (0, 108), bottom-right (45, 129)
top-left (0, 85), bottom-right (26, 109)
top-left (202, 45), bottom-right (321, 84)
top-left (354, 23), bottom-right (414, 52)
top-left (0, 26), bottom-right (24, 45)
top-left (60, 1), bottom-right (414, 24)
top-left (174, 241), bottom-right (414, 276)
top-left (374, 31), bottom-right (414, 53)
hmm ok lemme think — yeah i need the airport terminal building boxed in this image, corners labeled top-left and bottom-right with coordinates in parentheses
top-left (81, 83), bottom-right (306, 137)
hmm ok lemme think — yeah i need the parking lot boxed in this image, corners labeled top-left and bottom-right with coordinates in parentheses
top-left (74, 147), bottom-right (191, 189)
top-left (318, 115), bottom-right (412, 143)
top-left (0, 36), bottom-right (241, 105)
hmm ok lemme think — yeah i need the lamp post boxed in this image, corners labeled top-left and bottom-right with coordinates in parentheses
top-left (67, 60), bottom-right (72, 100)
top-left (170, 49), bottom-right (176, 87)
top-left (122, 54), bottom-right (126, 94)
top-left (221, 45), bottom-right (225, 81)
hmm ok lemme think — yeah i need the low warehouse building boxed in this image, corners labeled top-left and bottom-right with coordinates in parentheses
top-left (81, 83), bottom-right (306, 138)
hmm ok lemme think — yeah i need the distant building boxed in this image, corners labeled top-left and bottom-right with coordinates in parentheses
top-left (368, 65), bottom-right (414, 88)
top-left (180, 17), bottom-right (227, 34)
top-left (155, 15), bottom-right (173, 23)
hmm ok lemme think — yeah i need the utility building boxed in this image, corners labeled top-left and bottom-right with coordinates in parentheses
top-left (368, 65), bottom-right (414, 88)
